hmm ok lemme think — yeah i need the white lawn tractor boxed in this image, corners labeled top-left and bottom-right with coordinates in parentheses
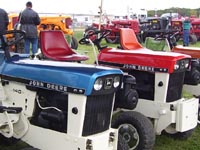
top-left (0, 30), bottom-right (130, 150)
top-left (79, 28), bottom-right (199, 142)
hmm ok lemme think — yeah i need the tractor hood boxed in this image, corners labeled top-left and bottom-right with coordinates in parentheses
top-left (98, 48), bottom-right (191, 73)
top-left (172, 45), bottom-right (200, 58)
top-left (0, 56), bottom-right (122, 95)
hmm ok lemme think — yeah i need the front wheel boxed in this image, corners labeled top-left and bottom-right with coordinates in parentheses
top-left (112, 111), bottom-right (155, 150)
top-left (0, 134), bottom-right (19, 146)
top-left (118, 134), bottom-right (130, 150)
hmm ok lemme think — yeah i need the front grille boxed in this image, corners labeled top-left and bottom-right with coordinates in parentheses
top-left (82, 93), bottom-right (114, 136)
top-left (166, 72), bottom-right (185, 102)
top-left (130, 70), bottom-right (155, 100)
top-left (130, 70), bottom-right (185, 102)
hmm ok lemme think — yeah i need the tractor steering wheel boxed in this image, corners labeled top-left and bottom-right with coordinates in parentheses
top-left (0, 30), bottom-right (26, 49)
top-left (79, 29), bottom-right (111, 51)
top-left (154, 29), bottom-right (179, 40)
top-left (79, 29), bottom-right (111, 45)
top-left (153, 29), bottom-right (180, 49)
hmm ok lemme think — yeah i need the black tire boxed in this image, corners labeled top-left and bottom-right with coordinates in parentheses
top-left (164, 126), bottom-right (194, 140)
top-left (118, 134), bottom-right (130, 150)
top-left (85, 26), bottom-right (97, 33)
top-left (198, 100), bottom-right (200, 124)
top-left (136, 34), bottom-right (142, 44)
top-left (0, 134), bottom-right (19, 146)
top-left (21, 148), bottom-right (40, 150)
top-left (70, 36), bottom-right (78, 49)
top-left (105, 32), bottom-right (119, 44)
top-left (189, 34), bottom-right (197, 44)
top-left (112, 111), bottom-right (155, 150)
top-left (84, 27), bottom-right (98, 43)
top-left (175, 34), bottom-right (181, 42)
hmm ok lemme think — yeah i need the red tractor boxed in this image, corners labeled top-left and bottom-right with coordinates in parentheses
top-left (84, 19), bottom-right (141, 44)
top-left (191, 18), bottom-right (200, 40)
top-left (171, 18), bottom-right (197, 43)
top-left (141, 28), bottom-right (200, 123)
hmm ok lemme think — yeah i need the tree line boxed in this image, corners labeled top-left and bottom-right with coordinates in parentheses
top-left (148, 7), bottom-right (200, 17)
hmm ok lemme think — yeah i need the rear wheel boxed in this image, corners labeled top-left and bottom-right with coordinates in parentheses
top-left (105, 32), bottom-right (119, 44)
top-left (198, 101), bottom-right (200, 124)
top-left (70, 36), bottom-right (78, 49)
top-left (189, 34), bottom-right (197, 44)
top-left (112, 111), bottom-right (155, 150)
top-left (84, 27), bottom-right (98, 43)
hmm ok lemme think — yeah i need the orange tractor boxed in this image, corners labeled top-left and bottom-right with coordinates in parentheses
top-left (38, 14), bottom-right (78, 49)
top-left (7, 13), bottom-right (78, 51)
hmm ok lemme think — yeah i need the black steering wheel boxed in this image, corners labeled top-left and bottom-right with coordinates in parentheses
top-left (0, 30), bottom-right (26, 49)
top-left (155, 29), bottom-right (180, 49)
top-left (79, 29), bottom-right (111, 44)
top-left (154, 29), bottom-right (179, 40)
top-left (79, 29), bottom-right (111, 50)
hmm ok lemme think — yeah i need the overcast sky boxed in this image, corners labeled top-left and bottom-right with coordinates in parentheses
top-left (0, 0), bottom-right (200, 15)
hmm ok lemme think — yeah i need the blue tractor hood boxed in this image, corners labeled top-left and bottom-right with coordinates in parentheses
top-left (0, 56), bottom-right (122, 95)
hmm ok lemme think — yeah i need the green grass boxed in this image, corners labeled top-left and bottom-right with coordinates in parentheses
top-left (153, 126), bottom-right (200, 150)
top-left (1, 29), bottom-right (200, 150)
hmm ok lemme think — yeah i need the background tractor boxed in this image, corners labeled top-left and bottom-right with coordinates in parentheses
top-left (140, 16), bottom-right (198, 44)
top-left (38, 14), bottom-right (78, 49)
top-left (84, 19), bottom-right (141, 44)
top-left (171, 18), bottom-right (197, 44)
top-left (7, 13), bottom-right (78, 51)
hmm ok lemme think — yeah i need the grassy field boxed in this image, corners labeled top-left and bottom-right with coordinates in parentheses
top-left (1, 29), bottom-right (200, 150)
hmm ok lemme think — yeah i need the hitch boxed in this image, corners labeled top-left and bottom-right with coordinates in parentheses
top-left (0, 106), bottom-right (22, 114)
top-left (0, 106), bottom-right (28, 138)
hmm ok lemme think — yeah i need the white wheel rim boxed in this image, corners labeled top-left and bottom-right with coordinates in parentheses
top-left (119, 124), bottom-right (140, 150)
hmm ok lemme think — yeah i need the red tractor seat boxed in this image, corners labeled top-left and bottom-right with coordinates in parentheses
top-left (120, 28), bottom-right (143, 50)
top-left (39, 30), bottom-right (88, 62)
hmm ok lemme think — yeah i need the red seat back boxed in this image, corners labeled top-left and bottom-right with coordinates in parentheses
top-left (120, 28), bottom-right (143, 50)
top-left (40, 30), bottom-right (75, 57)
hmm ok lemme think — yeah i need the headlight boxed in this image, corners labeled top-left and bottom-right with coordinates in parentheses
top-left (94, 78), bottom-right (103, 91)
top-left (174, 63), bottom-right (180, 70)
top-left (184, 59), bottom-right (190, 68)
top-left (113, 76), bottom-right (120, 88)
top-left (174, 59), bottom-right (190, 71)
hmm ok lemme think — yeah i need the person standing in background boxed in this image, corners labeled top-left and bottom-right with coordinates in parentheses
top-left (0, 8), bottom-right (9, 46)
top-left (19, 1), bottom-right (40, 58)
top-left (182, 18), bottom-right (191, 46)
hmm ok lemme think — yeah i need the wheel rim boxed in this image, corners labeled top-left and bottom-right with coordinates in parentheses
top-left (118, 124), bottom-right (139, 150)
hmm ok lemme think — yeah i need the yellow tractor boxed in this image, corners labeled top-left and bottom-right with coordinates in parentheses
top-left (38, 14), bottom-right (78, 49)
